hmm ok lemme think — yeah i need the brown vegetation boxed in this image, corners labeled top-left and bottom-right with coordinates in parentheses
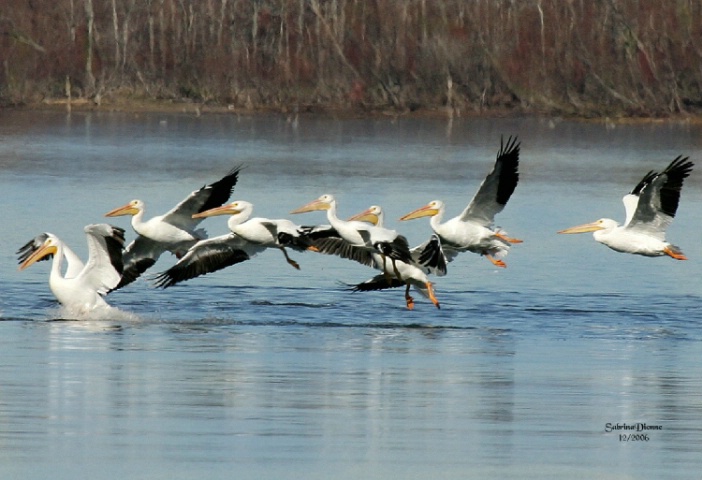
top-left (2, 0), bottom-right (702, 117)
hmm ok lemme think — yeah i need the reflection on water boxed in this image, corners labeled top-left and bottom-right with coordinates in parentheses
top-left (1, 111), bottom-right (701, 479)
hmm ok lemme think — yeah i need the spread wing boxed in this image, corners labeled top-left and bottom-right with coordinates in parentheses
top-left (299, 224), bottom-right (376, 267)
top-left (350, 275), bottom-right (406, 292)
top-left (110, 235), bottom-right (165, 291)
top-left (622, 169), bottom-right (657, 226)
top-left (411, 234), bottom-right (447, 276)
top-left (81, 224), bottom-right (125, 295)
top-left (308, 237), bottom-right (376, 268)
top-left (162, 166), bottom-right (241, 230)
top-left (460, 135), bottom-right (520, 226)
top-left (627, 156), bottom-right (693, 238)
top-left (153, 233), bottom-right (260, 288)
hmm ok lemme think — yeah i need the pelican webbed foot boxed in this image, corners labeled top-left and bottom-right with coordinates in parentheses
top-left (486, 254), bottom-right (507, 268)
top-left (664, 246), bottom-right (687, 261)
top-left (426, 282), bottom-right (440, 309)
top-left (404, 283), bottom-right (415, 310)
top-left (495, 231), bottom-right (523, 244)
top-left (280, 247), bottom-right (301, 270)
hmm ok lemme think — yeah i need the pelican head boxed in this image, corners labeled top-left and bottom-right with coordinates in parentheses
top-left (192, 200), bottom-right (253, 219)
top-left (347, 205), bottom-right (383, 225)
top-left (105, 199), bottom-right (144, 217)
top-left (18, 235), bottom-right (59, 271)
top-left (399, 200), bottom-right (443, 221)
top-left (290, 194), bottom-right (335, 214)
top-left (558, 218), bottom-right (615, 234)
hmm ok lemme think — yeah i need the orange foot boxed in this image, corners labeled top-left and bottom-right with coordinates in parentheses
top-left (405, 295), bottom-right (415, 310)
top-left (495, 232), bottom-right (523, 244)
top-left (664, 247), bottom-right (687, 260)
top-left (425, 282), bottom-right (441, 309)
top-left (486, 255), bottom-right (507, 268)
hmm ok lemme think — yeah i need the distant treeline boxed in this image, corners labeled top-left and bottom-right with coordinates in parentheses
top-left (2, 0), bottom-right (701, 117)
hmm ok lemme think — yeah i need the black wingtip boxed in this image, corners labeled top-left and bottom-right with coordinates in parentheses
top-left (630, 170), bottom-right (657, 195)
top-left (658, 156), bottom-right (694, 218)
top-left (494, 135), bottom-right (520, 205)
top-left (110, 258), bottom-right (157, 292)
top-left (664, 155), bottom-right (694, 179)
top-left (498, 135), bottom-right (521, 159)
top-left (104, 225), bottom-right (126, 275)
top-left (153, 271), bottom-right (176, 289)
top-left (197, 164), bottom-right (244, 213)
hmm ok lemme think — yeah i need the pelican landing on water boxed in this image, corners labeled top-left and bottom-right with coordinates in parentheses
top-left (294, 202), bottom-right (444, 310)
top-left (17, 224), bottom-right (125, 312)
top-left (558, 156), bottom-right (694, 259)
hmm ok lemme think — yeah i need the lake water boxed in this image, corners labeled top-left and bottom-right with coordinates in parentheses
top-left (1, 110), bottom-right (701, 479)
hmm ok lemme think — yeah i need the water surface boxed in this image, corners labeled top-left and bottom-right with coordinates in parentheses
top-left (1, 110), bottom-right (701, 479)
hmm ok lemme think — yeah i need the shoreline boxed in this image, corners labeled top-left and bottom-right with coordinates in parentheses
top-left (6, 96), bottom-right (702, 125)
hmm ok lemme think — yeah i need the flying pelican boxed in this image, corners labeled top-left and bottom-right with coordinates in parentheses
top-left (153, 200), bottom-right (316, 288)
top-left (105, 166), bottom-right (241, 289)
top-left (296, 203), bottom-right (443, 309)
top-left (17, 224), bottom-right (125, 312)
top-left (558, 156), bottom-right (693, 259)
top-left (290, 194), bottom-right (412, 277)
top-left (351, 234), bottom-right (445, 310)
top-left (348, 205), bottom-right (446, 309)
top-left (400, 136), bottom-right (522, 267)
top-left (347, 205), bottom-right (447, 276)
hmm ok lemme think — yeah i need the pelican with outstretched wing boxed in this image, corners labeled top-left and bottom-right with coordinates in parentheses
top-left (349, 234), bottom-right (445, 310)
top-left (296, 203), bottom-right (444, 309)
top-left (400, 136), bottom-right (522, 267)
top-left (558, 156), bottom-right (693, 259)
top-left (105, 166), bottom-right (241, 289)
top-left (153, 200), bottom-right (315, 288)
top-left (17, 224), bottom-right (125, 312)
top-left (290, 194), bottom-right (412, 278)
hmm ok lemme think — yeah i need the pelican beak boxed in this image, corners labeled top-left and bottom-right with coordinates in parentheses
top-left (557, 222), bottom-right (605, 234)
top-left (347, 208), bottom-right (378, 225)
top-left (105, 203), bottom-right (139, 217)
top-left (290, 199), bottom-right (329, 214)
top-left (18, 243), bottom-right (57, 271)
top-left (400, 204), bottom-right (439, 221)
top-left (192, 204), bottom-right (240, 219)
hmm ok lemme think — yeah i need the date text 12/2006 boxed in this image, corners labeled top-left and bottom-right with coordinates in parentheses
top-left (619, 434), bottom-right (649, 442)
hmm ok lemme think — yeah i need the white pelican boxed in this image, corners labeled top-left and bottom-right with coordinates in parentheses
top-left (351, 234), bottom-right (445, 310)
top-left (295, 202), bottom-right (443, 309)
top-left (105, 166), bottom-right (241, 289)
top-left (17, 224), bottom-right (125, 312)
top-left (348, 205), bottom-right (446, 309)
top-left (400, 136), bottom-right (522, 267)
top-left (558, 156), bottom-right (693, 259)
top-left (290, 194), bottom-right (412, 277)
top-left (153, 200), bottom-right (316, 288)
top-left (347, 205), bottom-right (447, 277)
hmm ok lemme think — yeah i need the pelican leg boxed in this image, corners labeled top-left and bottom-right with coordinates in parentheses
top-left (404, 283), bottom-right (415, 310)
top-left (425, 282), bottom-right (440, 309)
top-left (391, 258), bottom-right (404, 282)
top-left (485, 254), bottom-right (507, 268)
top-left (663, 246), bottom-right (687, 261)
top-left (381, 255), bottom-right (394, 285)
top-left (495, 232), bottom-right (523, 244)
top-left (279, 247), bottom-right (301, 269)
